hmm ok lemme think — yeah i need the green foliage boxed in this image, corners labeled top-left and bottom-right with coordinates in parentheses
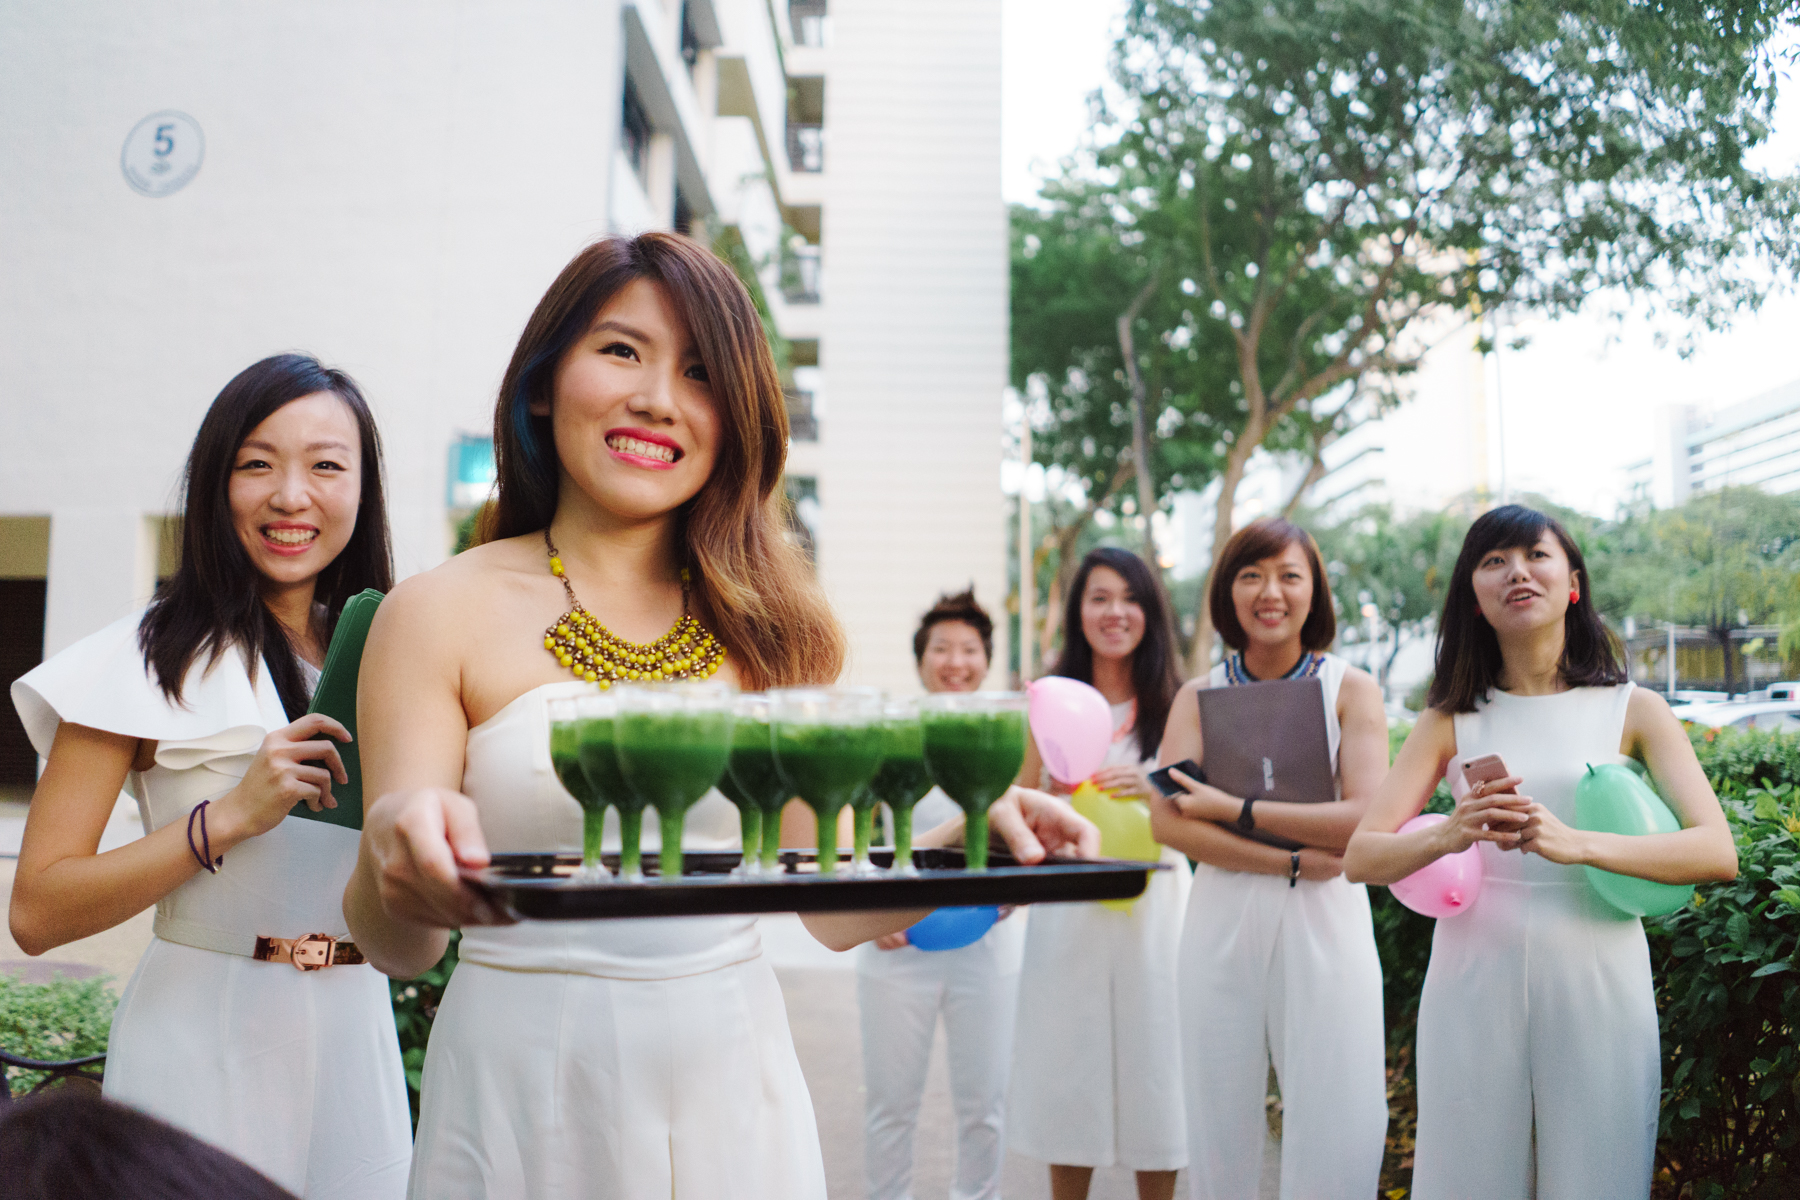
top-left (1314, 505), bottom-right (1468, 694)
top-left (390, 933), bottom-right (459, 1127)
top-left (0, 972), bottom-right (115, 1096)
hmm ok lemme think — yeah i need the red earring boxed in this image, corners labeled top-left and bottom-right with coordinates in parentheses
top-left (1569, 588), bottom-right (1579, 605)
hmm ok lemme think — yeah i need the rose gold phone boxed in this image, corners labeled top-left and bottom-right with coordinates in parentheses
top-left (1460, 753), bottom-right (1511, 792)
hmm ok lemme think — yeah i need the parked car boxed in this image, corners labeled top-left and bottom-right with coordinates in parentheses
top-left (1680, 700), bottom-right (1800, 732)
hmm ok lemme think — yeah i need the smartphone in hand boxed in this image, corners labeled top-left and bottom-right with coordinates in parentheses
top-left (1148, 759), bottom-right (1206, 797)
top-left (1459, 753), bottom-right (1511, 793)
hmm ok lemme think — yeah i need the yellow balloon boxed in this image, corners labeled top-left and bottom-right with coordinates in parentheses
top-left (1070, 780), bottom-right (1161, 912)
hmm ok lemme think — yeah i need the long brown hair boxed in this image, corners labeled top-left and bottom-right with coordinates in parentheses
top-left (478, 233), bottom-right (843, 689)
top-left (1052, 548), bottom-right (1182, 762)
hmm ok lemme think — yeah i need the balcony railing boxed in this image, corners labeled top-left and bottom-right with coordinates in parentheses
top-left (786, 123), bottom-right (824, 173)
top-left (785, 389), bottom-right (819, 441)
top-left (781, 244), bottom-right (821, 305)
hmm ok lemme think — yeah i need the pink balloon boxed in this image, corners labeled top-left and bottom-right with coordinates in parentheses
top-left (1026, 677), bottom-right (1114, 783)
top-left (1389, 814), bottom-right (1483, 919)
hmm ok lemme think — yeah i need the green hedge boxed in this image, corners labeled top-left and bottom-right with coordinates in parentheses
top-left (0, 971), bottom-right (115, 1095)
top-left (1373, 724), bottom-right (1800, 1197)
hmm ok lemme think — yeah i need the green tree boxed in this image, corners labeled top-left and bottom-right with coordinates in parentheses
top-left (1049, 0), bottom-right (1800, 668)
top-left (1613, 488), bottom-right (1800, 695)
top-left (1314, 503), bottom-right (1468, 696)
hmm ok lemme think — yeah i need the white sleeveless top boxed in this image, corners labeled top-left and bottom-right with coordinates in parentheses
top-left (456, 681), bottom-right (762, 981)
top-left (1207, 651), bottom-right (1349, 783)
top-left (1451, 683), bottom-right (1635, 884)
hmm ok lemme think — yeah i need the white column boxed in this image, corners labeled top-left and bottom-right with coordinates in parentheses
top-left (44, 507), bottom-right (145, 656)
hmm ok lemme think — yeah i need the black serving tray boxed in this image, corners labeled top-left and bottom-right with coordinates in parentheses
top-left (465, 847), bottom-right (1165, 920)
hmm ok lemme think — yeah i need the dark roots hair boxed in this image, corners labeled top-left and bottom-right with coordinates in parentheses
top-left (912, 587), bottom-right (994, 665)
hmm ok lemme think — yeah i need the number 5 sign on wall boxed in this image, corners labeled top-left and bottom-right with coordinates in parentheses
top-left (121, 111), bottom-right (204, 197)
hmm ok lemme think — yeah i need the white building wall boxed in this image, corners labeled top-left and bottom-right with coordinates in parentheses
top-left (0, 0), bottom-right (627, 653)
top-left (818, 0), bottom-right (1009, 690)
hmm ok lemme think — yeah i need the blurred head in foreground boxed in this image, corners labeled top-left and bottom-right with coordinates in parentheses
top-left (0, 1087), bottom-right (299, 1200)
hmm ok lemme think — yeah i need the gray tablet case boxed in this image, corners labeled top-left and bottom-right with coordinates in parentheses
top-left (1195, 676), bottom-right (1334, 850)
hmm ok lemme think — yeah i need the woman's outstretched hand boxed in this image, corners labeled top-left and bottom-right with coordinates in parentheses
top-left (360, 788), bottom-right (510, 929)
top-left (1442, 775), bottom-right (1531, 853)
top-left (210, 714), bottom-right (350, 846)
top-left (989, 786), bottom-right (1101, 863)
top-left (1090, 764), bottom-right (1155, 802)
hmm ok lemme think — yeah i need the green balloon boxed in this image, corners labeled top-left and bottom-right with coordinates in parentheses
top-left (1573, 763), bottom-right (1695, 918)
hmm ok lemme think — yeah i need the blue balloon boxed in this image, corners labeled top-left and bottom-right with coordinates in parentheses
top-left (906, 905), bottom-right (999, 951)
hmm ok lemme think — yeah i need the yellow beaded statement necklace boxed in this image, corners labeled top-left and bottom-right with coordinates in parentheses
top-left (542, 530), bottom-right (725, 687)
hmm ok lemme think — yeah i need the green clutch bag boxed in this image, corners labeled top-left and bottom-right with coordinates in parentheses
top-left (293, 589), bottom-right (384, 830)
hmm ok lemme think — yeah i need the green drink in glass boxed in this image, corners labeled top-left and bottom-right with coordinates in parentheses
top-left (713, 759), bottom-right (763, 876)
top-left (574, 692), bottom-right (642, 879)
top-left (919, 691), bottom-right (1028, 871)
top-left (550, 695), bottom-right (611, 881)
top-left (770, 687), bottom-right (886, 877)
top-left (866, 699), bottom-right (932, 874)
top-left (726, 694), bottom-right (791, 875)
top-left (613, 682), bottom-right (735, 879)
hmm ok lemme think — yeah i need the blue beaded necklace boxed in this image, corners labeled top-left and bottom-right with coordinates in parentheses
top-left (1223, 649), bottom-right (1325, 687)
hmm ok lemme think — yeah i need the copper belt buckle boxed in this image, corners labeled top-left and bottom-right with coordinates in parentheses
top-left (290, 932), bottom-right (335, 971)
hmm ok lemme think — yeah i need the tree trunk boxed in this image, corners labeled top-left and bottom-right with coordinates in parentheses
top-left (1117, 270), bottom-right (1163, 563)
top-left (1189, 443), bottom-right (1254, 675)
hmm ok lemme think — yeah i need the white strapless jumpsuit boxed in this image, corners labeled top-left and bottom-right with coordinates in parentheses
top-left (406, 681), bottom-right (827, 1200)
top-left (1412, 683), bottom-right (1658, 1199)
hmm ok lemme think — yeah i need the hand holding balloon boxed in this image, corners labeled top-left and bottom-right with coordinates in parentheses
top-left (1573, 763), bottom-right (1696, 917)
top-left (1025, 677), bottom-right (1114, 785)
top-left (1389, 814), bottom-right (1483, 918)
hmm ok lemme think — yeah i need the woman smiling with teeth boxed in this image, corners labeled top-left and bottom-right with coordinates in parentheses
top-left (10, 355), bottom-right (409, 1197)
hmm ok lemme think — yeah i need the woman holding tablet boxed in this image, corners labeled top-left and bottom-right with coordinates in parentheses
top-left (1009, 548), bottom-right (1190, 1200)
top-left (8, 355), bottom-right (409, 1197)
top-left (1344, 504), bottom-right (1736, 1198)
top-left (1151, 516), bottom-right (1389, 1199)
top-left (342, 233), bottom-right (1096, 1199)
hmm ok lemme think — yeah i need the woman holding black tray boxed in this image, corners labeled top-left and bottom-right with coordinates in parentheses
top-left (1009, 547), bottom-right (1191, 1200)
top-left (1345, 505), bottom-right (1736, 1198)
top-left (1151, 516), bottom-right (1389, 1199)
top-left (8, 355), bottom-right (410, 1197)
top-left (341, 232), bottom-right (1096, 1200)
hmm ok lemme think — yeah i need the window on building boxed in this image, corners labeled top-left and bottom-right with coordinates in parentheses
top-left (622, 80), bottom-right (652, 183)
top-left (783, 476), bottom-right (820, 567)
top-left (790, 0), bottom-right (829, 46)
top-left (674, 191), bottom-right (694, 238)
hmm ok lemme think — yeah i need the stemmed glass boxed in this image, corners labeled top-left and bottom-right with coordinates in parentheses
top-left (770, 687), bottom-right (887, 877)
top-left (864, 698), bottom-right (933, 874)
top-left (919, 691), bottom-right (1029, 871)
top-left (570, 691), bottom-right (635, 880)
top-left (613, 681), bottom-right (735, 879)
top-left (549, 695), bottom-right (610, 882)
top-left (725, 694), bottom-right (792, 875)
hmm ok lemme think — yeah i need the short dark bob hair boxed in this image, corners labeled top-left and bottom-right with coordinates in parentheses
top-left (912, 587), bottom-right (994, 665)
top-left (1053, 548), bottom-right (1182, 763)
top-left (1426, 504), bottom-right (1626, 713)
top-left (1208, 517), bottom-right (1337, 653)
top-left (138, 354), bottom-right (392, 721)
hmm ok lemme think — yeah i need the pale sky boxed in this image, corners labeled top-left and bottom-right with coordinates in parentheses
top-left (1001, 3), bottom-right (1800, 519)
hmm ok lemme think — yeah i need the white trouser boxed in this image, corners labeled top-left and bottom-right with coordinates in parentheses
top-left (1412, 877), bottom-right (1658, 1200)
top-left (1177, 862), bottom-right (1387, 1200)
top-left (856, 921), bottom-right (1024, 1200)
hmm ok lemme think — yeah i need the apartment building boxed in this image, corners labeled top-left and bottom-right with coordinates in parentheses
top-left (1626, 378), bottom-right (1800, 508)
top-left (0, 0), bottom-right (1007, 784)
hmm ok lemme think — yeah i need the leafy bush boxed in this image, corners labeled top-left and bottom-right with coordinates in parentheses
top-left (0, 971), bottom-right (116, 1095)
top-left (1649, 734), bottom-right (1800, 1198)
top-left (389, 933), bottom-right (459, 1127)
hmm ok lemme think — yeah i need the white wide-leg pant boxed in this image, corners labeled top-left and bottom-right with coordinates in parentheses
top-left (856, 919), bottom-right (1024, 1200)
top-left (1411, 877), bottom-right (1659, 1200)
top-left (1177, 863), bottom-right (1387, 1200)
